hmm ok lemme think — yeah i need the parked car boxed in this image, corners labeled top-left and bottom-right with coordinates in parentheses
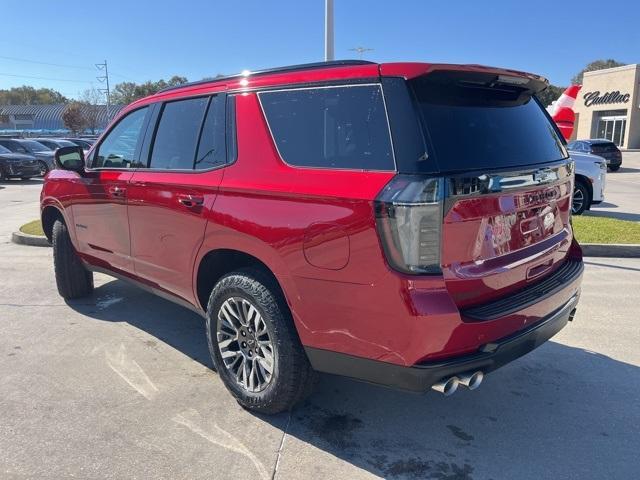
top-left (0, 144), bottom-right (40, 180)
top-left (62, 138), bottom-right (95, 151)
top-left (568, 151), bottom-right (607, 215)
top-left (41, 61), bottom-right (584, 413)
top-left (0, 138), bottom-right (55, 176)
top-left (567, 139), bottom-right (622, 171)
top-left (31, 138), bottom-right (79, 151)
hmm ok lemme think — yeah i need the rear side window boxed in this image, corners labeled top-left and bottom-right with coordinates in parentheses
top-left (149, 97), bottom-right (209, 170)
top-left (411, 72), bottom-right (568, 172)
top-left (195, 95), bottom-right (227, 170)
top-left (259, 85), bottom-right (394, 171)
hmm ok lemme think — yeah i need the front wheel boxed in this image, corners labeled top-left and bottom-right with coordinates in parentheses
top-left (52, 219), bottom-right (94, 299)
top-left (572, 181), bottom-right (590, 215)
top-left (38, 161), bottom-right (49, 176)
top-left (205, 269), bottom-right (315, 414)
top-left (608, 165), bottom-right (621, 172)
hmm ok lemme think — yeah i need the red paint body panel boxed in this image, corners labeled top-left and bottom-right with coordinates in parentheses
top-left (41, 61), bottom-right (583, 372)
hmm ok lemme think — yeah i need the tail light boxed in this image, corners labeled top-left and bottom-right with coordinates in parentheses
top-left (375, 175), bottom-right (444, 274)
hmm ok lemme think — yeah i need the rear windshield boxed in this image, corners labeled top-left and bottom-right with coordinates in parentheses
top-left (590, 142), bottom-right (617, 152)
top-left (410, 73), bottom-right (568, 172)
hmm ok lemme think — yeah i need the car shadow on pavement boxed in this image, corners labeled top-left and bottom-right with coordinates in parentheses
top-left (67, 279), bottom-right (640, 480)
top-left (615, 166), bottom-right (640, 173)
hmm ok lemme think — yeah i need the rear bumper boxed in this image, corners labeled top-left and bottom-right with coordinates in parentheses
top-left (306, 292), bottom-right (579, 392)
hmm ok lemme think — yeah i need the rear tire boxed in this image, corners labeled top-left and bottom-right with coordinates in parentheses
top-left (205, 269), bottom-right (315, 414)
top-left (52, 219), bottom-right (94, 299)
top-left (572, 181), bottom-right (590, 215)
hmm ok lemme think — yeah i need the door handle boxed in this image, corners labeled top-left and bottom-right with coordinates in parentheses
top-left (108, 186), bottom-right (126, 197)
top-left (177, 194), bottom-right (204, 208)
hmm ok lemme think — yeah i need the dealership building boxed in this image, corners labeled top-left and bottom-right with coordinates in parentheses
top-left (573, 64), bottom-right (640, 149)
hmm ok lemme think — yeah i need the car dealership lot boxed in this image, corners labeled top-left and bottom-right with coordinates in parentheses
top-left (590, 151), bottom-right (640, 221)
top-left (1, 179), bottom-right (639, 480)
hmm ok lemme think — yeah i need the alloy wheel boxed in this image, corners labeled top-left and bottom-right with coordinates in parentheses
top-left (217, 297), bottom-right (274, 392)
top-left (572, 187), bottom-right (584, 214)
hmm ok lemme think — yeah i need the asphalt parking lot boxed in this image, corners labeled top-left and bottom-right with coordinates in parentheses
top-left (1, 175), bottom-right (639, 480)
top-left (590, 151), bottom-right (640, 221)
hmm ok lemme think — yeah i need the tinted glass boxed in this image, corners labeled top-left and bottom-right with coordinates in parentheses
top-left (21, 140), bottom-right (50, 152)
top-left (411, 76), bottom-right (567, 172)
top-left (150, 97), bottom-right (208, 170)
top-left (34, 140), bottom-right (56, 150)
top-left (0, 145), bottom-right (11, 154)
top-left (195, 95), bottom-right (226, 170)
top-left (94, 107), bottom-right (148, 168)
top-left (0, 140), bottom-right (27, 154)
top-left (260, 85), bottom-right (394, 170)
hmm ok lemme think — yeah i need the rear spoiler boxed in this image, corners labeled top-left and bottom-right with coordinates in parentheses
top-left (380, 63), bottom-right (549, 95)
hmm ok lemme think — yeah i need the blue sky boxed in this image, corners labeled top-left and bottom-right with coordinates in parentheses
top-left (1, 0), bottom-right (638, 99)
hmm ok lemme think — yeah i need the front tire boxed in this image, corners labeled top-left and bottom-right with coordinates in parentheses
top-left (38, 161), bottom-right (49, 176)
top-left (572, 181), bottom-right (590, 215)
top-left (609, 165), bottom-right (620, 172)
top-left (206, 269), bottom-right (315, 414)
top-left (52, 219), bottom-right (94, 299)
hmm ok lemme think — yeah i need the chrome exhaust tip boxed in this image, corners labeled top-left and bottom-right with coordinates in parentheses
top-left (431, 376), bottom-right (460, 396)
top-left (458, 371), bottom-right (484, 390)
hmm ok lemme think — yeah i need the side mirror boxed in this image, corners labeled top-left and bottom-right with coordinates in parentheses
top-left (55, 146), bottom-right (85, 173)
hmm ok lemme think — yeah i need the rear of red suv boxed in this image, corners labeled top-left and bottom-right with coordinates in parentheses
top-left (42, 61), bottom-right (582, 413)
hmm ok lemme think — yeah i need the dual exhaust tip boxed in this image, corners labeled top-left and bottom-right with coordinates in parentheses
top-left (431, 371), bottom-right (484, 396)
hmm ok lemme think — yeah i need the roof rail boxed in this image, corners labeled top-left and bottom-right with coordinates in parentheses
top-left (156, 60), bottom-right (377, 94)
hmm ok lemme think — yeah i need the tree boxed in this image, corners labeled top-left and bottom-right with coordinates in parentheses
top-left (572, 59), bottom-right (626, 85)
top-left (62, 102), bottom-right (88, 134)
top-left (110, 76), bottom-right (189, 105)
top-left (0, 86), bottom-right (68, 105)
top-left (80, 88), bottom-right (103, 134)
top-left (536, 84), bottom-right (566, 107)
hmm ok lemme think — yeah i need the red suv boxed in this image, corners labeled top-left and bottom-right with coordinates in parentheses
top-left (41, 61), bottom-right (583, 413)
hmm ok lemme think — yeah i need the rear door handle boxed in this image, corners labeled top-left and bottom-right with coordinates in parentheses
top-left (108, 186), bottom-right (126, 197)
top-left (177, 194), bottom-right (204, 208)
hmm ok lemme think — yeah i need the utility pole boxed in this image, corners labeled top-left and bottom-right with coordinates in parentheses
top-left (349, 46), bottom-right (374, 59)
top-left (324, 0), bottom-right (334, 61)
top-left (95, 60), bottom-right (111, 123)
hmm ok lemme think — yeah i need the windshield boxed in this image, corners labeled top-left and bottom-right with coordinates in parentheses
top-left (0, 145), bottom-right (11, 154)
top-left (410, 73), bottom-right (568, 172)
top-left (22, 140), bottom-right (51, 152)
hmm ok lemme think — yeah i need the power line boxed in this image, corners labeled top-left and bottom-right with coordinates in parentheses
top-left (0, 72), bottom-right (93, 84)
top-left (0, 55), bottom-right (95, 70)
top-left (0, 54), bottom-right (135, 81)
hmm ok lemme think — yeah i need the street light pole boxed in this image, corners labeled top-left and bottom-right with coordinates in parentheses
top-left (324, 0), bottom-right (334, 61)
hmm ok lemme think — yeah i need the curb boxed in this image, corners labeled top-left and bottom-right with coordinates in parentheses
top-left (11, 231), bottom-right (51, 247)
top-left (581, 243), bottom-right (640, 258)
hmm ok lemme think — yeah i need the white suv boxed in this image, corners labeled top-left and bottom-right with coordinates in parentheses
top-left (569, 150), bottom-right (607, 215)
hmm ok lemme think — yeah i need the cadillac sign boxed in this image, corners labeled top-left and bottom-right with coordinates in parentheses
top-left (583, 90), bottom-right (630, 107)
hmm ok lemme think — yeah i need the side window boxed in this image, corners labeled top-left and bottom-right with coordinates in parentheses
top-left (149, 97), bottom-right (209, 170)
top-left (195, 95), bottom-right (227, 170)
top-left (259, 85), bottom-right (394, 171)
top-left (94, 107), bottom-right (148, 168)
